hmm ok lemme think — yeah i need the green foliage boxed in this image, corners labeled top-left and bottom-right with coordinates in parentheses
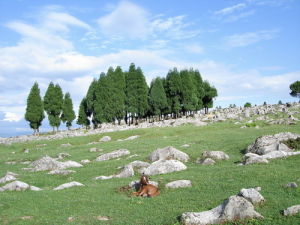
top-left (244, 102), bottom-right (252, 107)
top-left (263, 101), bottom-right (267, 106)
top-left (86, 79), bottom-right (98, 118)
top-left (149, 77), bottom-right (168, 116)
top-left (283, 137), bottom-right (300, 150)
top-left (180, 69), bottom-right (198, 113)
top-left (77, 97), bottom-right (90, 128)
top-left (202, 81), bottom-right (218, 113)
top-left (44, 82), bottom-right (64, 130)
top-left (191, 69), bottom-right (204, 110)
top-left (25, 82), bottom-right (44, 133)
top-left (246, 122), bottom-right (257, 127)
top-left (61, 92), bottom-right (76, 129)
top-left (278, 100), bottom-right (283, 105)
top-left (165, 68), bottom-right (182, 116)
top-left (289, 80), bottom-right (300, 98)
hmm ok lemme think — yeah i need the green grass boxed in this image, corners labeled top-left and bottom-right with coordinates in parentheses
top-left (0, 119), bottom-right (300, 225)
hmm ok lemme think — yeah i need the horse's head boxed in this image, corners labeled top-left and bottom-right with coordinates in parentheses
top-left (140, 173), bottom-right (149, 185)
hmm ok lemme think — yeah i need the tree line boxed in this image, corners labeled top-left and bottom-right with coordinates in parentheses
top-left (25, 63), bottom-right (218, 134)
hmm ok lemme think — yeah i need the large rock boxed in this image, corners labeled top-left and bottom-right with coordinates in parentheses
top-left (0, 171), bottom-right (18, 184)
top-left (247, 132), bottom-right (300, 155)
top-left (165, 180), bottom-right (192, 189)
top-left (143, 160), bottom-right (187, 175)
top-left (181, 195), bottom-right (263, 225)
top-left (283, 205), bottom-right (300, 216)
top-left (95, 149), bottom-right (130, 161)
top-left (29, 156), bottom-right (83, 171)
top-left (53, 181), bottom-right (84, 190)
top-left (149, 146), bottom-right (190, 162)
top-left (202, 151), bottom-right (229, 161)
top-left (48, 169), bottom-right (75, 175)
top-left (244, 153), bottom-right (269, 165)
top-left (238, 188), bottom-right (265, 204)
top-left (0, 181), bottom-right (30, 191)
top-left (196, 158), bottom-right (216, 165)
top-left (115, 165), bottom-right (134, 178)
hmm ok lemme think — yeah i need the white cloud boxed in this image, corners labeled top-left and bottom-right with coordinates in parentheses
top-left (2, 112), bottom-right (23, 122)
top-left (215, 3), bottom-right (246, 15)
top-left (225, 29), bottom-right (279, 48)
top-left (97, 1), bottom-right (150, 39)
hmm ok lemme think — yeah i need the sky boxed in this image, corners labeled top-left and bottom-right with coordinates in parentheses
top-left (0, 0), bottom-right (299, 137)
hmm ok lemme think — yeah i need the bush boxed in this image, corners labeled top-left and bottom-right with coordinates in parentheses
top-left (244, 102), bottom-right (251, 108)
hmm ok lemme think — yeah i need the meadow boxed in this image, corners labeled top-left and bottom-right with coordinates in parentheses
top-left (0, 118), bottom-right (300, 225)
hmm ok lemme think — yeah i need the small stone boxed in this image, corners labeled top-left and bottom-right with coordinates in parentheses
top-left (61, 143), bottom-right (72, 147)
top-left (165, 180), bottom-right (192, 188)
top-left (53, 181), bottom-right (84, 190)
top-left (284, 182), bottom-right (298, 188)
top-left (283, 205), bottom-right (300, 216)
top-left (80, 159), bottom-right (91, 164)
top-left (196, 157), bottom-right (216, 165)
top-left (99, 136), bottom-right (111, 142)
top-left (96, 216), bottom-right (110, 221)
top-left (21, 216), bottom-right (33, 220)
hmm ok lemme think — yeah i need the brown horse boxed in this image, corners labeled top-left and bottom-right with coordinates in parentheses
top-left (133, 174), bottom-right (160, 197)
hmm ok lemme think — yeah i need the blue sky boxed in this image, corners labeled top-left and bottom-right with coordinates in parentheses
top-left (0, 0), bottom-right (299, 137)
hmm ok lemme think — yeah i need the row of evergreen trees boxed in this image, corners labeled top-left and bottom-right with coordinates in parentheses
top-left (77, 63), bottom-right (217, 128)
top-left (25, 82), bottom-right (76, 134)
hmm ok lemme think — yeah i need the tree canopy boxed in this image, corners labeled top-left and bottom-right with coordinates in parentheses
top-left (290, 81), bottom-right (300, 98)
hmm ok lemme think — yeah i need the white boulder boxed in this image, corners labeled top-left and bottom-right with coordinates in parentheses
top-left (53, 181), bottom-right (84, 190)
top-left (165, 180), bottom-right (192, 189)
top-left (149, 146), bottom-right (190, 162)
top-left (143, 160), bottom-right (187, 175)
top-left (95, 149), bottom-right (130, 161)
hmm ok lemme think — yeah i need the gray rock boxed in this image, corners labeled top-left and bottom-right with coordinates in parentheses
top-left (196, 158), bottom-right (216, 165)
top-left (181, 144), bottom-right (190, 148)
top-left (244, 153), bottom-right (269, 165)
top-left (94, 175), bottom-right (114, 180)
top-left (284, 182), bottom-right (298, 188)
top-left (115, 165), bottom-right (134, 178)
top-left (124, 135), bottom-right (140, 141)
top-left (80, 159), bottom-right (91, 164)
top-left (283, 205), bottom-right (300, 216)
top-left (238, 188), bottom-right (265, 204)
top-left (99, 136), bottom-right (111, 142)
top-left (149, 146), bottom-right (190, 162)
top-left (30, 186), bottom-right (43, 191)
top-left (0, 171), bottom-right (18, 184)
top-left (89, 147), bottom-right (101, 152)
top-left (53, 181), bottom-right (84, 190)
top-left (29, 156), bottom-right (82, 171)
top-left (143, 160), bottom-right (187, 175)
top-left (181, 195), bottom-right (263, 225)
top-left (48, 169), bottom-right (75, 175)
top-left (202, 151), bottom-right (229, 161)
top-left (0, 181), bottom-right (30, 191)
top-left (57, 152), bottom-right (71, 159)
top-left (165, 180), bottom-right (192, 188)
top-left (61, 143), bottom-right (72, 147)
top-left (127, 160), bottom-right (150, 169)
top-left (95, 149), bottom-right (130, 161)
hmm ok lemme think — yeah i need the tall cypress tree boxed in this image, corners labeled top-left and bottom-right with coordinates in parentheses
top-left (61, 92), bottom-right (76, 130)
top-left (165, 68), bottom-right (182, 118)
top-left (25, 82), bottom-right (44, 135)
top-left (149, 77), bottom-right (168, 120)
top-left (44, 83), bottom-right (63, 132)
top-left (86, 79), bottom-right (97, 119)
top-left (180, 69), bottom-right (198, 115)
top-left (77, 97), bottom-right (90, 129)
top-left (191, 69), bottom-right (204, 112)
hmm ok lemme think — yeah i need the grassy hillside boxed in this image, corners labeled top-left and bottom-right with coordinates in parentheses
top-left (0, 120), bottom-right (300, 225)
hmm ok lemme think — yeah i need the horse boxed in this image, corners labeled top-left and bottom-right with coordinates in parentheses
top-left (133, 174), bottom-right (160, 197)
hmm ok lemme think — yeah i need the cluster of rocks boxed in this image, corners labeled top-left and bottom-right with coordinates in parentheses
top-left (242, 132), bottom-right (300, 165)
top-left (196, 151), bottom-right (230, 165)
top-left (181, 187), bottom-right (265, 225)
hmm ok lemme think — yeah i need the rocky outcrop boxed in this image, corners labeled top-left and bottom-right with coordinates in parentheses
top-left (283, 205), bottom-right (300, 216)
top-left (149, 146), bottom-right (190, 162)
top-left (196, 158), bottom-right (216, 165)
top-left (0, 171), bottom-right (18, 184)
top-left (201, 151), bottom-right (229, 161)
top-left (0, 181), bottom-right (42, 192)
top-left (165, 180), bottom-right (192, 189)
top-left (95, 149), bottom-right (130, 161)
top-left (99, 136), bottom-right (111, 142)
top-left (143, 160), bottom-right (187, 175)
top-left (181, 188), bottom-right (264, 225)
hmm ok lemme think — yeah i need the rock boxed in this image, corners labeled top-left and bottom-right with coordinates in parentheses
top-left (124, 135), bottom-right (140, 141)
top-left (57, 152), bottom-right (71, 159)
top-left (96, 216), bottom-right (110, 221)
top-left (181, 195), bottom-right (263, 225)
top-left (20, 161), bottom-right (31, 165)
top-left (149, 146), bottom-right (190, 162)
top-left (115, 165), bottom-right (134, 178)
top-left (143, 160), bottom-right (187, 175)
top-left (181, 144), bottom-right (190, 148)
top-left (283, 205), bottom-right (300, 216)
top-left (202, 151), bottom-right (229, 161)
top-left (127, 160), bottom-right (150, 169)
top-left (23, 148), bottom-right (29, 153)
top-left (53, 181), bottom-right (84, 190)
top-left (61, 143), bottom-right (72, 147)
top-left (244, 153), bottom-right (269, 165)
top-left (29, 156), bottom-right (82, 171)
top-left (94, 175), bottom-right (114, 180)
top-left (21, 216), bottom-right (33, 220)
top-left (0, 181), bottom-right (30, 191)
top-left (87, 141), bottom-right (99, 145)
top-left (5, 161), bottom-right (17, 165)
top-left (95, 149), bottom-right (130, 161)
top-left (30, 186), bottom-right (43, 191)
top-left (89, 147), bottom-right (101, 152)
top-left (99, 136), bottom-right (111, 142)
top-left (284, 182), bottom-right (298, 188)
top-left (246, 132), bottom-right (300, 155)
top-left (48, 169), bottom-right (75, 175)
top-left (196, 158), bottom-right (216, 165)
top-left (80, 159), bottom-right (91, 164)
top-left (165, 180), bottom-right (192, 188)
top-left (129, 180), bottom-right (158, 191)
top-left (0, 171), bottom-right (18, 184)
top-left (238, 188), bottom-right (265, 204)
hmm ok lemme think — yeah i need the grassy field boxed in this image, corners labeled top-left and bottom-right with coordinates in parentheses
top-left (0, 118), bottom-right (300, 224)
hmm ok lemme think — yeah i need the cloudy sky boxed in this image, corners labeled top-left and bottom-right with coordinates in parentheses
top-left (0, 0), bottom-right (299, 137)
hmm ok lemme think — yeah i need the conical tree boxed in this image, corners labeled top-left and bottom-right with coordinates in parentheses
top-left (191, 69), bottom-right (204, 112)
top-left (86, 78), bottom-right (98, 118)
top-left (202, 81), bottom-right (218, 114)
top-left (61, 92), bottom-right (76, 130)
top-left (180, 69), bottom-right (198, 115)
top-left (25, 82), bottom-right (45, 135)
top-left (77, 97), bottom-right (90, 129)
top-left (44, 82), bottom-right (63, 132)
top-left (165, 68), bottom-right (182, 118)
top-left (149, 77), bottom-right (168, 121)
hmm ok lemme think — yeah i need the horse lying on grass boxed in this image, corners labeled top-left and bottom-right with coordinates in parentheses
top-left (133, 174), bottom-right (160, 197)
